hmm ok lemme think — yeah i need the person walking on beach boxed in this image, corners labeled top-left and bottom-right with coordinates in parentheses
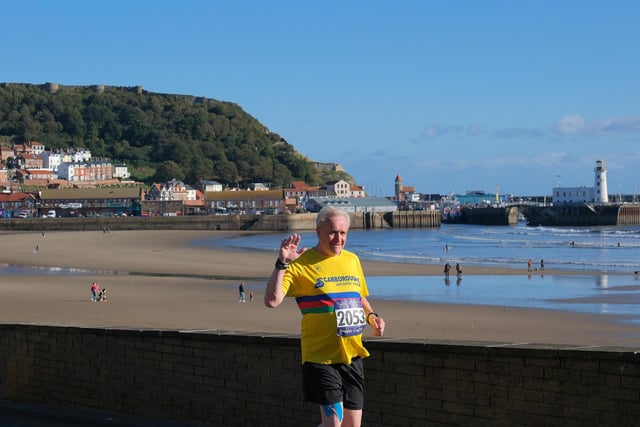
top-left (264, 206), bottom-right (385, 427)
top-left (527, 259), bottom-right (533, 272)
top-left (444, 262), bottom-right (451, 278)
top-left (238, 282), bottom-right (246, 303)
top-left (540, 259), bottom-right (545, 271)
top-left (90, 281), bottom-right (100, 302)
top-left (455, 262), bottom-right (462, 277)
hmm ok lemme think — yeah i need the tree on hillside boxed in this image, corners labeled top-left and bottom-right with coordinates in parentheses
top-left (0, 83), bottom-right (326, 188)
top-left (154, 160), bottom-right (185, 182)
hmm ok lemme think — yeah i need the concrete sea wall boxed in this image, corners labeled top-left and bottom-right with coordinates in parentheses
top-left (0, 211), bottom-right (440, 232)
top-left (386, 210), bottom-right (440, 228)
top-left (617, 205), bottom-right (640, 226)
top-left (525, 204), bottom-right (640, 227)
top-left (0, 325), bottom-right (638, 426)
top-left (460, 206), bottom-right (519, 226)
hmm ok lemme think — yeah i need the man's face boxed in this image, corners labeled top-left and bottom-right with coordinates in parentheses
top-left (316, 214), bottom-right (349, 256)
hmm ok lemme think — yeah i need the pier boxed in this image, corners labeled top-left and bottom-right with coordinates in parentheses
top-left (617, 204), bottom-right (640, 225)
top-left (525, 203), bottom-right (640, 227)
top-left (386, 210), bottom-right (441, 228)
top-left (459, 206), bottom-right (519, 226)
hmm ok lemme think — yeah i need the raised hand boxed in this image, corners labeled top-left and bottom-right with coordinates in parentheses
top-left (279, 233), bottom-right (306, 263)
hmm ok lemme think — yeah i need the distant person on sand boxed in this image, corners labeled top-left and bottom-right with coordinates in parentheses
top-left (90, 282), bottom-right (100, 302)
top-left (238, 282), bottom-right (246, 303)
top-left (540, 259), bottom-right (545, 271)
top-left (527, 259), bottom-right (533, 272)
top-left (444, 262), bottom-right (451, 278)
top-left (455, 263), bottom-right (462, 276)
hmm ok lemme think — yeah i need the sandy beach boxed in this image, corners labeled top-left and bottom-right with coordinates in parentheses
top-left (0, 229), bottom-right (638, 349)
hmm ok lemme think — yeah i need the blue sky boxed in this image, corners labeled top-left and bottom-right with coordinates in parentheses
top-left (3, 1), bottom-right (639, 197)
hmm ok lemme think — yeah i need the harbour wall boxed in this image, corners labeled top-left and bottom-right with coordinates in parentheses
top-left (617, 205), bottom-right (640, 226)
top-left (525, 204), bottom-right (640, 227)
top-left (386, 210), bottom-right (441, 228)
top-left (0, 324), bottom-right (638, 426)
top-left (459, 206), bottom-right (519, 226)
top-left (0, 211), bottom-right (440, 232)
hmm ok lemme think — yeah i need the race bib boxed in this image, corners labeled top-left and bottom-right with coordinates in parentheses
top-left (334, 299), bottom-right (366, 337)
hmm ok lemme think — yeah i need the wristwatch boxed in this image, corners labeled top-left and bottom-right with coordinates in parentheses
top-left (275, 258), bottom-right (289, 270)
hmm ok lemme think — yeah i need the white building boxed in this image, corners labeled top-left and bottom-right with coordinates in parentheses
top-left (113, 164), bottom-right (131, 179)
top-left (56, 159), bottom-right (113, 181)
top-left (324, 180), bottom-right (350, 197)
top-left (63, 148), bottom-right (92, 164)
top-left (323, 179), bottom-right (366, 198)
top-left (553, 160), bottom-right (609, 204)
top-left (199, 180), bottom-right (224, 192)
top-left (147, 180), bottom-right (198, 201)
top-left (40, 151), bottom-right (63, 171)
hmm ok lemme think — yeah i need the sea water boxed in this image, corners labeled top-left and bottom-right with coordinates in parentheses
top-left (206, 223), bottom-right (640, 273)
top-left (196, 223), bottom-right (640, 320)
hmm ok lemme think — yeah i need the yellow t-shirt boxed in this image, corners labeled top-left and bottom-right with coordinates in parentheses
top-left (282, 248), bottom-right (371, 365)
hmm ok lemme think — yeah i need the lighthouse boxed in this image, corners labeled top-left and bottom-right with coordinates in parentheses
top-left (594, 160), bottom-right (608, 203)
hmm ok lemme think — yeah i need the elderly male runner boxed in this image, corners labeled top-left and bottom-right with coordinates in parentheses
top-left (264, 206), bottom-right (385, 427)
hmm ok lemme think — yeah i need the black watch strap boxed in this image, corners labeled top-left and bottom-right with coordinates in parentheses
top-left (275, 258), bottom-right (289, 270)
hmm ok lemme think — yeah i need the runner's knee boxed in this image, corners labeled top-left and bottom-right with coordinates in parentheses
top-left (322, 402), bottom-right (343, 422)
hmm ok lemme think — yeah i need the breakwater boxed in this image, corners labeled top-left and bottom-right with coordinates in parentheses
top-left (460, 206), bottom-right (519, 225)
top-left (526, 204), bottom-right (640, 227)
top-left (0, 211), bottom-right (441, 232)
top-left (442, 206), bottom-right (519, 226)
top-left (618, 204), bottom-right (640, 225)
top-left (386, 210), bottom-right (441, 228)
top-left (1, 324), bottom-right (637, 426)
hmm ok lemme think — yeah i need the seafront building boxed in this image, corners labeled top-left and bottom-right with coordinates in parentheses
top-left (552, 159), bottom-right (609, 204)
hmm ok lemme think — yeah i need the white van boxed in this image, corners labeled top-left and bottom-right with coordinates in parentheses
top-left (47, 210), bottom-right (56, 218)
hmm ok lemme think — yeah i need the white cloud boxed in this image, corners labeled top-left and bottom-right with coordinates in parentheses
top-left (551, 114), bottom-right (640, 136)
top-left (421, 125), bottom-right (440, 139)
top-left (591, 116), bottom-right (640, 133)
top-left (419, 114), bottom-right (640, 144)
top-left (552, 115), bottom-right (585, 134)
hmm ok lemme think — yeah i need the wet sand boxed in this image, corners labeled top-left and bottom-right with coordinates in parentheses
top-left (0, 230), bottom-right (638, 348)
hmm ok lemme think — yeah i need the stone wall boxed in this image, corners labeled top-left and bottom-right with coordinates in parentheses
top-left (0, 212), bottom-right (398, 232)
top-left (0, 324), bottom-right (638, 426)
